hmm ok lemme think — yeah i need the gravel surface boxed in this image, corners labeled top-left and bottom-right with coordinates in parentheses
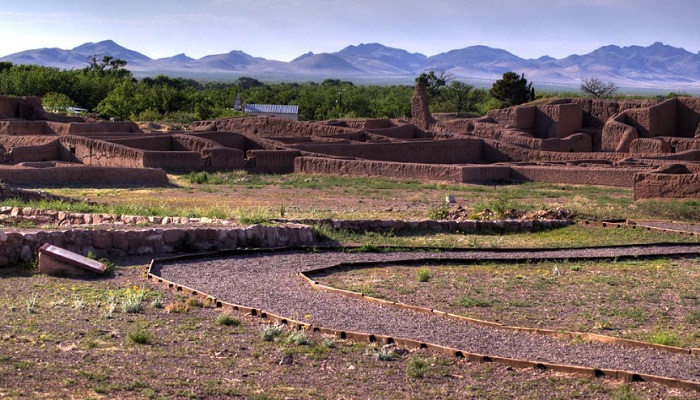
top-left (635, 221), bottom-right (700, 234)
top-left (153, 246), bottom-right (700, 383)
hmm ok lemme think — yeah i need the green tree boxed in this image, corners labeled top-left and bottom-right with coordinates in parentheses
top-left (415, 70), bottom-right (450, 99)
top-left (42, 92), bottom-right (75, 112)
top-left (95, 80), bottom-right (139, 120)
top-left (489, 71), bottom-right (535, 108)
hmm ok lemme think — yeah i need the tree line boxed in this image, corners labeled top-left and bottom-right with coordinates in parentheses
top-left (0, 57), bottom-right (567, 123)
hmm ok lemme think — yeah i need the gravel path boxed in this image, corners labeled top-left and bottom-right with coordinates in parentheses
top-left (634, 221), bottom-right (700, 234)
top-left (153, 245), bottom-right (700, 383)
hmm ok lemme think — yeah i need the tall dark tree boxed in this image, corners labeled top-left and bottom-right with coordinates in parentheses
top-left (489, 72), bottom-right (535, 108)
top-left (415, 70), bottom-right (450, 100)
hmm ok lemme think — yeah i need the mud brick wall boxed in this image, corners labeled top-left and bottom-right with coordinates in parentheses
top-left (535, 103), bottom-right (583, 139)
top-left (0, 224), bottom-right (316, 268)
top-left (648, 99), bottom-right (678, 137)
top-left (141, 151), bottom-right (202, 170)
top-left (107, 136), bottom-right (173, 151)
top-left (602, 115), bottom-right (638, 151)
top-left (188, 131), bottom-right (247, 150)
top-left (483, 140), bottom-right (626, 163)
top-left (59, 136), bottom-right (147, 168)
top-left (46, 121), bottom-right (140, 135)
top-left (193, 116), bottom-right (356, 137)
top-left (0, 120), bottom-right (50, 135)
top-left (295, 157), bottom-right (466, 182)
top-left (677, 97), bottom-right (700, 138)
top-left (461, 165), bottom-right (512, 183)
top-left (247, 150), bottom-right (301, 173)
top-left (200, 148), bottom-right (244, 170)
top-left (634, 172), bottom-right (700, 199)
top-left (0, 166), bottom-right (168, 185)
top-left (571, 99), bottom-right (657, 128)
top-left (365, 123), bottom-right (427, 140)
top-left (511, 165), bottom-right (640, 187)
top-left (540, 133), bottom-right (592, 152)
top-left (290, 138), bottom-right (484, 164)
top-left (488, 106), bottom-right (535, 132)
top-left (0, 95), bottom-right (46, 120)
top-left (6, 141), bottom-right (60, 163)
top-left (668, 138), bottom-right (700, 153)
top-left (629, 138), bottom-right (673, 154)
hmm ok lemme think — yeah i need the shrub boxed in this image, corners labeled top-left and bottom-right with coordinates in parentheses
top-left (646, 328), bottom-right (680, 347)
top-left (406, 357), bottom-right (430, 378)
top-left (260, 323), bottom-right (283, 342)
top-left (427, 203), bottom-right (449, 220)
top-left (374, 347), bottom-right (398, 361)
top-left (416, 267), bottom-right (432, 282)
top-left (122, 287), bottom-right (145, 314)
top-left (126, 326), bottom-right (153, 345)
top-left (215, 313), bottom-right (241, 327)
top-left (286, 329), bottom-right (310, 345)
top-left (187, 171), bottom-right (209, 184)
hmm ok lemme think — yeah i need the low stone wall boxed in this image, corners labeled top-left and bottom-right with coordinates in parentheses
top-left (0, 223), bottom-right (316, 267)
top-left (286, 218), bottom-right (571, 234)
top-left (633, 172), bottom-right (700, 199)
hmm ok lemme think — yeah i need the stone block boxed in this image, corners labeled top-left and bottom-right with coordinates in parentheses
top-left (38, 243), bottom-right (106, 276)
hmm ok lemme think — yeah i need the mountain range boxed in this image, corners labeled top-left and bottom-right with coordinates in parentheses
top-left (2, 40), bottom-right (700, 90)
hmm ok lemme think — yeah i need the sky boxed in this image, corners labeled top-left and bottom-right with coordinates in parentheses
top-left (0, 0), bottom-right (698, 61)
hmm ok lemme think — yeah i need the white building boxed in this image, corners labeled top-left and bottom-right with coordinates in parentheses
top-left (243, 104), bottom-right (299, 120)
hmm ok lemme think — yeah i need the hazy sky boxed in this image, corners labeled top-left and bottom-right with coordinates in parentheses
top-left (1, 0), bottom-right (698, 61)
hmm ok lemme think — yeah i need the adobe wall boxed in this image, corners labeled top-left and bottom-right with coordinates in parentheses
top-left (460, 166), bottom-right (512, 183)
top-left (290, 138), bottom-right (484, 164)
top-left (511, 165), bottom-right (640, 187)
top-left (246, 150), bottom-right (301, 173)
top-left (200, 148), bottom-right (244, 170)
top-left (634, 172), bottom-right (700, 199)
top-left (108, 136), bottom-right (172, 151)
top-left (571, 98), bottom-right (658, 128)
top-left (487, 106), bottom-right (535, 132)
top-left (540, 133), bottom-right (592, 152)
top-left (0, 120), bottom-right (50, 135)
top-left (141, 151), bottom-right (202, 170)
top-left (410, 81), bottom-right (435, 129)
top-left (648, 99), bottom-right (678, 137)
top-left (365, 124), bottom-right (429, 140)
top-left (677, 97), bottom-right (700, 137)
top-left (6, 141), bottom-right (60, 163)
top-left (534, 103), bottom-right (582, 139)
top-left (46, 121), bottom-right (141, 135)
top-left (0, 95), bottom-right (46, 120)
top-left (602, 115), bottom-right (638, 152)
top-left (188, 131), bottom-right (247, 150)
top-left (629, 138), bottom-right (673, 154)
top-left (58, 136), bottom-right (146, 168)
top-left (668, 138), bottom-right (700, 152)
top-left (192, 116), bottom-right (356, 137)
top-left (0, 165), bottom-right (168, 186)
top-left (482, 139), bottom-right (627, 163)
top-left (295, 157), bottom-right (466, 182)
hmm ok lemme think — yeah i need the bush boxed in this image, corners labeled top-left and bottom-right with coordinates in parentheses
top-left (215, 313), bottom-right (241, 327)
top-left (260, 323), bottom-right (283, 342)
top-left (126, 326), bottom-right (153, 345)
top-left (416, 267), bottom-right (432, 282)
top-left (286, 329), bottom-right (310, 345)
top-left (187, 171), bottom-right (209, 184)
top-left (427, 203), bottom-right (449, 220)
top-left (406, 357), bottom-right (430, 378)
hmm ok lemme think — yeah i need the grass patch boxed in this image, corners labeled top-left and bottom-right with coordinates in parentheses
top-left (215, 312), bottom-right (241, 327)
top-left (126, 326), bottom-right (154, 346)
top-left (406, 357), bottom-right (430, 378)
top-left (416, 267), bottom-right (432, 283)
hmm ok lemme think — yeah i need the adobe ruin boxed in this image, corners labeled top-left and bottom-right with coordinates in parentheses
top-left (0, 91), bottom-right (699, 199)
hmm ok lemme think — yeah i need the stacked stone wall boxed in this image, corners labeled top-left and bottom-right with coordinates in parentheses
top-left (0, 224), bottom-right (315, 268)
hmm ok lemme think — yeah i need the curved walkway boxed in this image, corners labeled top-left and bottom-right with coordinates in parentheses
top-left (150, 244), bottom-right (700, 387)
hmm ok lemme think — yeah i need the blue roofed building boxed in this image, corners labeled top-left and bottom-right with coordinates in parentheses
top-left (243, 104), bottom-right (299, 120)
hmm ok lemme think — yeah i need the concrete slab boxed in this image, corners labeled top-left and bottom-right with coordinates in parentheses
top-left (38, 243), bottom-right (106, 276)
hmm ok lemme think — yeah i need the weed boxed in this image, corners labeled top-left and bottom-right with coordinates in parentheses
top-left (164, 302), bottom-right (189, 314)
top-left (237, 207), bottom-right (272, 225)
top-left (610, 384), bottom-right (640, 400)
top-left (72, 296), bottom-right (85, 310)
top-left (260, 323), bottom-right (283, 342)
top-left (122, 286), bottom-right (144, 314)
top-left (646, 328), bottom-right (680, 347)
top-left (26, 295), bottom-right (38, 314)
top-left (321, 338), bottom-right (336, 349)
top-left (416, 267), bottom-right (432, 282)
top-left (427, 203), bottom-right (449, 220)
top-left (187, 171), bottom-right (209, 184)
top-left (286, 329), bottom-right (311, 345)
top-left (126, 326), bottom-right (154, 346)
top-left (373, 347), bottom-right (398, 361)
top-left (406, 357), bottom-right (430, 378)
top-left (685, 311), bottom-right (700, 324)
top-left (215, 313), bottom-right (241, 327)
top-left (456, 294), bottom-right (494, 308)
top-left (150, 296), bottom-right (163, 309)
